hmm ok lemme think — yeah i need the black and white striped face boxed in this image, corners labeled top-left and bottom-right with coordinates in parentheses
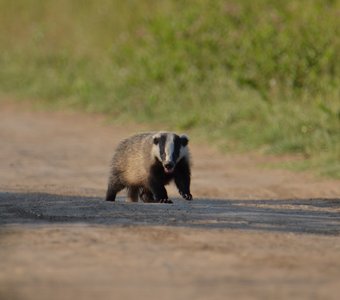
top-left (152, 132), bottom-right (189, 174)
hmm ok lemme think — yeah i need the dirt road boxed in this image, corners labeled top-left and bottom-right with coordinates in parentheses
top-left (1, 101), bottom-right (340, 300)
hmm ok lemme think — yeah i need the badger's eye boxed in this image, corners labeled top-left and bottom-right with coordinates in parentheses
top-left (153, 137), bottom-right (159, 145)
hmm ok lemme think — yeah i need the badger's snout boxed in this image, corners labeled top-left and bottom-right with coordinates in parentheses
top-left (164, 161), bottom-right (175, 173)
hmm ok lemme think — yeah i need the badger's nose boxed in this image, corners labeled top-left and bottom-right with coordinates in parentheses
top-left (164, 162), bottom-right (174, 170)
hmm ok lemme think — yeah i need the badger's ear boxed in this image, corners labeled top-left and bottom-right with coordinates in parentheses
top-left (152, 133), bottom-right (161, 145)
top-left (153, 137), bottom-right (159, 145)
top-left (180, 134), bottom-right (189, 147)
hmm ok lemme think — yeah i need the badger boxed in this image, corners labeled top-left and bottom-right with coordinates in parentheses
top-left (106, 131), bottom-right (192, 204)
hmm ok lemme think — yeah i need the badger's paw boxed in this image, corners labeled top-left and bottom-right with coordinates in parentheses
top-left (159, 198), bottom-right (173, 204)
top-left (180, 191), bottom-right (193, 201)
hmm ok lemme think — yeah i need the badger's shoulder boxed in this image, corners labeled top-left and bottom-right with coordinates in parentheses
top-left (112, 132), bottom-right (156, 170)
top-left (113, 132), bottom-right (153, 155)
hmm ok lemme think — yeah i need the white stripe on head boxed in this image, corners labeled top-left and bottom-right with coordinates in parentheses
top-left (165, 133), bottom-right (175, 163)
top-left (151, 132), bottom-right (162, 162)
top-left (178, 134), bottom-right (189, 162)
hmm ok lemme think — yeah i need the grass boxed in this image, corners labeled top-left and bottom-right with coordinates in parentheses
top-left (0, 0), bottom-right (339, 178)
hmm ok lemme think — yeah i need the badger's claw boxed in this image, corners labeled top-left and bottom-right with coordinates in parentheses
top-left (180, 192), bottom-right (193, 201)
top-left (159, 199), bottom-right (173, 204)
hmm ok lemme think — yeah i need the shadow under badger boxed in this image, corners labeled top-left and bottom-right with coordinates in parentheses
top-left (106, 132), bottom-right (192, 204)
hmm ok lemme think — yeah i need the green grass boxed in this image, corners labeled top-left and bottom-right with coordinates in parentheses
top-left (0, 0), bottom-right (339, 178)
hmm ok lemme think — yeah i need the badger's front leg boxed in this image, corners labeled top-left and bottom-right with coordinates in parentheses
top-left (174, 160), bottom-right (192, 201)
top-left (148, 180), bottom-right (172, 204)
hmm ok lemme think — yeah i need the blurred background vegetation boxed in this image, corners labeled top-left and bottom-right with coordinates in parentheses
top-left (0, 0), bottom-right (339, 177)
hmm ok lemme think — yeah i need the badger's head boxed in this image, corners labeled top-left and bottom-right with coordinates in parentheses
top-left (151, 132), bottom-right (189, 174)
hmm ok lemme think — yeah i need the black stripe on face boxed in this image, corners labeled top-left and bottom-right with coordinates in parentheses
top-left (172, 135), bottom-right (181, 162)
top-left (158, 134), bottom-right (167, 161)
